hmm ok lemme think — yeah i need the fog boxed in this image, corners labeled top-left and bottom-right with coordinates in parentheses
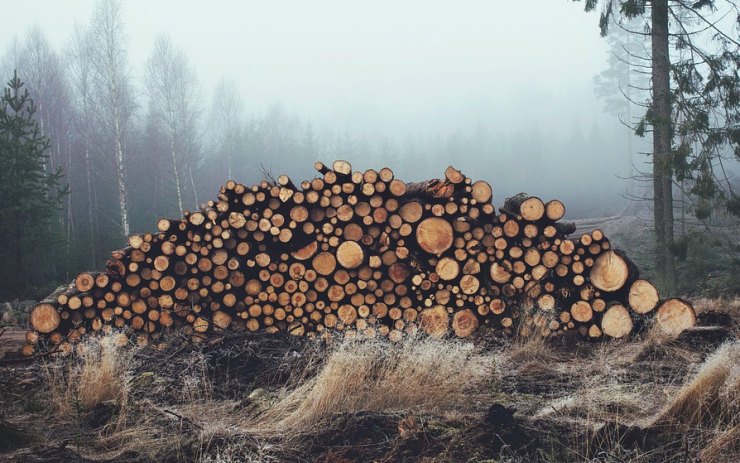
top-left (2, 0), bottom-right (639, 227)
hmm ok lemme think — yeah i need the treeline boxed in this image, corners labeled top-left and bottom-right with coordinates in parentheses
top-left (0, 0), bottom-right (638, 300)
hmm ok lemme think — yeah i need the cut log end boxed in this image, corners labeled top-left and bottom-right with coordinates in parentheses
top-left (435, 257), bottom-right (460, 281)
top-left (471, 180), bottom-right (492, 203)
top-left (601, 304), bottom-right (633, 338)
top-left (444, 166), bottom-right (465, 184)
top-left (332, 159), bottom-right (352, 176)
top-left (655, 298), bottom-right (696, 337)
top-left (628, 279), bottom-right (659, 314)
top-left (75, 272), bottom-right (95, 292)
top-left (570, 301), bottom-right (593, 323)
top-left (420, 305), bottom-right (450, 338)
top-left (30, 303), bottom-right (61, 334)
top-left (590, 250), bottom-right (630, 292)
top-left (336, 241), bottom-right (364, 269)
top-left (452, 309), bottom-right (479, 338)
top-left (416, 217), bottom-right (453, 255)
top-left (520, 197), bottom-right (545, 222)
top-left (545, 199), bottom-right (565, 221)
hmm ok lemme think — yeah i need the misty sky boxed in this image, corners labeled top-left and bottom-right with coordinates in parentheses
top-left (2, 0), bottom-right (612, 136)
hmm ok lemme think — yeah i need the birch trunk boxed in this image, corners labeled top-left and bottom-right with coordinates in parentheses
top-left (169, 130), bottom-right (184, 213)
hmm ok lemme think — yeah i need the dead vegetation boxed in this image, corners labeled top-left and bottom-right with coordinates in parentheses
top-left (1, 313), bottom-right (739, 462)
top-left (43, 335), bottom-right (133, 417)
top-left (253, 336), bottom-right (495, 436)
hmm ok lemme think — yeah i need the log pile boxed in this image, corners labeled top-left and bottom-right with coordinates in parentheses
top-left (23, 161), bottom-right (696, 355)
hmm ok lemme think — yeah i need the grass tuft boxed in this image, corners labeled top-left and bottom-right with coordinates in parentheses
top-left (251, 334), bottom-right (495, 436)
top-left (653, 340), bottom-right (739, 429)
top-left (44, 335), bottom-right (133, 420)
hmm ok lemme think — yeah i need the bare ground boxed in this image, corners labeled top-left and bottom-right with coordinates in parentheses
top-left (0, 299), bottom-right (738, 463)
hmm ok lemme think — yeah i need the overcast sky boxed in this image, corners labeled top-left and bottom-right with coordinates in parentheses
top-left (1, 0), bottom-right (612, 137)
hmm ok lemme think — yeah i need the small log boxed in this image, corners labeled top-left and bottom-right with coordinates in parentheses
top-left (75, 272), bottom-right (96, 292)
top-left (435, 257), bottom-right (460, 281)
top-left (312, 252), bottom-right (337, 276)
top-left (336, 241), bottom-right (364, 269)
top-left (502, 194), bottom-right (545, 221)
top-left (416, 217), bottom-right (453, 255)
top-left (452, 309), bottom-right (479, 337)
top-left (332, 160), bottom-right (352, 176)
top-left (570, 301), bottom-right (593, 323)
top-left (444, 166), bottom-right (465, 184)
top-left (654, 298), bottom-right (696, 337)
top-left (419, 305), bottom-right (450, 338)
top-left (471, 180), bottom-right (492, 203)
top-left (29, 303), bottom-right (61, 334)
top-left (601, 304), bottom-right (633, 338)
top-left (589, 250), bottom-right (633, 292)
top-left (628, 279), bottom-right (659, 314)
top-left (545, 200), bottom-right (565, 221)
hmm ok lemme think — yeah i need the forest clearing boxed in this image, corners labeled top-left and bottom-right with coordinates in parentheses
top-left (2, 0), bottom-right (739, 462)
top-left (1, 160), bottom-right (738, 462)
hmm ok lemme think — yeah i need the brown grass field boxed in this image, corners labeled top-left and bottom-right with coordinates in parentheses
top-left (0, 298), bottom-right (738, 462)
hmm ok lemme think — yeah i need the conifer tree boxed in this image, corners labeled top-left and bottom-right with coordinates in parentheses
top-left (0, 71), bottom-right (66, 297)
top-left (578, 0), bottom-right (740, 293)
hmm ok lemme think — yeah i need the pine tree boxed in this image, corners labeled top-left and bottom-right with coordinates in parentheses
top-left (578, 0), bottom-right (740, 294)
top-left (0, 71), bottom-right (66, 298)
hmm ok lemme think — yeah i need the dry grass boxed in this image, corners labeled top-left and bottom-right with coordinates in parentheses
top-left (699, 424), bottom-right (740, 463)
top-left (43, 335), bottom-right (134, 420)
top-left (14, 324), bottom-right (736, 462)
top-left (250, 335), bottom-right (495, 437)
top-left (692, 296), bottom-right (740, 317)
top-left (33, 333), bottom-right (495, 461)
top-left (506, 329), bottom-right (561, 365)
top-left (653, 340), bottom-right (739, 429)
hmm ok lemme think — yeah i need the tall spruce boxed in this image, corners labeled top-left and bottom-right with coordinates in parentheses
top-left (578, 0), bottom-right (740, 294)
top-left (0, 72), bottom-right (66, 297)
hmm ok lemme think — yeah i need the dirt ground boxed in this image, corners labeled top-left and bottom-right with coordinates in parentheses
top-left (0, 300), bottom-right (738, 463)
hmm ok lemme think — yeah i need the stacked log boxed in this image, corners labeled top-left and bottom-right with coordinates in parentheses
top-left (23, 161), bottom-right (696, 355)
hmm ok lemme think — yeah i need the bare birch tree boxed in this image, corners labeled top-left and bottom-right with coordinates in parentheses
top-left (90, 0), bottom-right (134, 237)
top-left (67, 24), bottom-right (100, 265)
top-left (145, 35), bottom-right (201, 213)
top-left (210, 78), bottom-right (244, 180)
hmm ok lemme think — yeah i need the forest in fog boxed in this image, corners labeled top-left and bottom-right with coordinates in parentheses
top-left (0, 0), bottom-right (737, 299)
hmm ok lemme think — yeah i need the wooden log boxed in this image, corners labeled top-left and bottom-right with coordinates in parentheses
top-left (419, 305), bottom-right (449, 338)
top-left (601, 304), bottom-right (633, 338)
top-left (628, 279), bottom-right (659, 314)
top-left (312, 252), bottom-right (337, 276)
top-left (444, 166), bottom-right (465, 184)
top-left (545, 199), bottom-right (565, 221)
top-left (416, 217), bottom-right (453, 255)
top-left (452, 309), bottom-right (479, 337)
top-left (502, 194), bottom-right (545, 221)
top-left (589, 250), bottom-right (633, 292)
top-left (654, 298), bottom-right (696, 337)
top-left (471, 180), bottom-right (492, 203)
top-left (74, 272), bottom-right (96, 292)
top-left (570, 301), bottom-right (593, 323)
top-left (435, 257), bottom-right (460, 281)
top-left (336, 241), bottom-right (364, 269)
top-left (332, 160), bottom-right (352, 176)
top-left (29, 303), bottom-right (61, 334)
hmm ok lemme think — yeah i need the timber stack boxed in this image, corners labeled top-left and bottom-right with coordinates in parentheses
top-left (23, 161), bottom-right (696, 355)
